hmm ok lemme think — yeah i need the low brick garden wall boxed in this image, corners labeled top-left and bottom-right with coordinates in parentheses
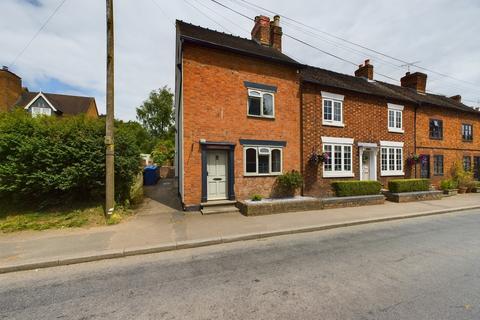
top-left (383, 190), bottom-right (443, 203)
top-left (237, 194), bottom-right (386, 216)
top-left (237, 197), bottom-right (322, 216)
top-left (322, 195), bottom-right (385, 209)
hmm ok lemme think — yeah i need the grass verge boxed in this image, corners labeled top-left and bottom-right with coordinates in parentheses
top-left (0, 202), bottom-right (134, 233)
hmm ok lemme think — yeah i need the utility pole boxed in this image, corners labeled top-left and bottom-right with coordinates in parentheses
top-left (105, 0), bottom-right (115, 215)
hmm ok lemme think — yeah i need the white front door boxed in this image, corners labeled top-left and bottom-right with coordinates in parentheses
top-left (362, 151), bottom-right (370, 180)
top-left (360, 148), bottom-right (377, 181)
top-left (207, 151), bottom-right (227, 200)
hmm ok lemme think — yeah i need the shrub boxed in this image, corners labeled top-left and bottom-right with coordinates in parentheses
top-left (0, 111), bottom-right (141, 207)
top-left (151, 138), bottom-right (175, 166)
top-left (251, 194), bottom-right (263, 201)
top-left (276, 170), bottom-right (303, 196)
top-left (451, 161), bottom-right (474, 189)
top-left (331, 180), bottom-right (381, 197)
top-left (440, 179), bottom-right (458, 191)
top-left (388, 179), bottom-right (430, 193)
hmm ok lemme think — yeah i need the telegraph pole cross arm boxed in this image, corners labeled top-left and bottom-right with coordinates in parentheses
top-left (105, 0), bottom-right (115, 215)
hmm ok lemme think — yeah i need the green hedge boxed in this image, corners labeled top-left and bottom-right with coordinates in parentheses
top-left (331, 180), bottom-right (382, 197)
top-left (388, 179), bottom-right (430, 193)
top-left (0, 111), bottom-right (141, 206)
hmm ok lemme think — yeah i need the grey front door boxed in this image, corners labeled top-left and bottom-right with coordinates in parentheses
top-left (207, 151), bottom-right (227, 200)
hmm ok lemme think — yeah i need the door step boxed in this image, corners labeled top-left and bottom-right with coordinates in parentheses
top-left (200, 204), bottom-right (240, 214)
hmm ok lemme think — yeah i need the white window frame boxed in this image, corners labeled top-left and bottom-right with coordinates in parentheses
top-left (247, 89), bottom-right (275, 118)
top-left (243, 146), bottom-right (283, 176)
top-left (321, 136), bottom-right (354, 178)
top-left (387, 103), bottom-right (404, 133)
top-left (380, 141), bottom-right (404, 176)
top-left (321, 91), bottom-right (344, 127)
top-left (31, 106), bottom-right (52, 117)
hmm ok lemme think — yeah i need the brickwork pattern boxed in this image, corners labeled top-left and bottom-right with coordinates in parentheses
top-left (301, 82), bottom-right (416, 197)
top-left (415, 105), bottom-right (480, 185)
top-left (182, 44), bottom-right (301, 206)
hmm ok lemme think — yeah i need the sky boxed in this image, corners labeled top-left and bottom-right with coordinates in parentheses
top-left (2, 0), bottom-right (480, 120)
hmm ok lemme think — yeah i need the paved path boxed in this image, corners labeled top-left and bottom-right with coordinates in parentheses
top-left (1, 180), bottom-right (480, 271)
top-left (2, 209), bottom-right (480, 319)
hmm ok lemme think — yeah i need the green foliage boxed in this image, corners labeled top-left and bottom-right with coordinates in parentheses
top-left (151, 138), bottom-right (175, 165)
top-left (136, 86), bottom-right (174, 139)
top-left (0, 111), bottom-right (141, 207)
top-left (331, 180), bottom-right (381, 197)
top-left (276, 170), bottom-right (303, 195)
top-left (440, 179), bottom-right (458, 191)
top-left (115, 120), bottom-right (158, 153)
top-left (251, 194), bottom-right (263, 201)
top-left (388, 179), bottom-right (430, 193)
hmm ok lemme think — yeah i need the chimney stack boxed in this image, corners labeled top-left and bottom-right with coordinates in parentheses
top-left (400, 71), bottom-right (427, 93)
top-left (354, 59), bottom-right (373, 80)
top-left (251, 15), bottom-right (271, 46)
top-left (251, 15), bottom-right (283, 52)
top-left (450, 95), bottom-right (462, 103)
top-left (269, 15), bottom-right (282, 51)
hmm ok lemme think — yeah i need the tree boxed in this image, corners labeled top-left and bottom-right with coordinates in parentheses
top-left (136, 86), bottom-right (174, 139)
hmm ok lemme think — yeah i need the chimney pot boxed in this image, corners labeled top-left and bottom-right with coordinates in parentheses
top-left (364, 59), bottom-right (370, 65)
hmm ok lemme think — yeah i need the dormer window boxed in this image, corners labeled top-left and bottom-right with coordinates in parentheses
top-left (321, 91), bottom-right (344, 127)
top-left (31, 106), bottom-right (52, 117)
top-left (247, 89), bottom-right (274, 118)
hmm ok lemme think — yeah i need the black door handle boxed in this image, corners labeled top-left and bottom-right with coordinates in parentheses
top-left (213, 178), bottom-right (222, 181)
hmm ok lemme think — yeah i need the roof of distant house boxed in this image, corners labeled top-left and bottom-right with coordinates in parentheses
top-left (14, 91), bottom-right (97, 116)
top-left (176, 20), bottom-right (300, 66)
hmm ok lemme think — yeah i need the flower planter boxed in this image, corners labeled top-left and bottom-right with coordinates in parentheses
top-left (458, 187), bottom-right (468, 194)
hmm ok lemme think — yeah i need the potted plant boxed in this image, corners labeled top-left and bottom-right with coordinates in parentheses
top-left (440, 179), bottom-right (458, 196)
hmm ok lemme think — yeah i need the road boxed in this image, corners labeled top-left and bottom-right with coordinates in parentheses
top-left (1, 209), bottom-right (480, 320)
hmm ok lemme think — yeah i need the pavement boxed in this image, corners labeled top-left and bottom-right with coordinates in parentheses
top-left (2, 209), bottom-right (480, 319)
top-left (1, 179), bottom-right (480, 274)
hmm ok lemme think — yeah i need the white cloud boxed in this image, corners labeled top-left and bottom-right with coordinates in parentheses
top-left (2, 0), bottom-right (480, 120)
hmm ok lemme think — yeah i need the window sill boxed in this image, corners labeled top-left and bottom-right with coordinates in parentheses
top-left (380, 171), bottom-right (404, 177)
top-left (244, 173), bottom-right (282, 177)
top-left (429, 137), bottom-right (443, 140)
top-left (388, 128), bottom-right (404, 134)
top-left (462, 139), bottom-right (473, 143)
top-left (322, 122), bottom-right (345, 128)
top-left (247, 115), bottom-right (275, 120)
top-left (323, 172), bottom-right (354, 178)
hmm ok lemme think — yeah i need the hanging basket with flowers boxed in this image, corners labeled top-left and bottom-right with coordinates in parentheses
top-left (309, 150), bottom-right (329, 166)
top-left (406, 154), bottom-right (420, 166)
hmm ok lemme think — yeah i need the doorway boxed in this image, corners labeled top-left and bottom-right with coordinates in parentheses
top-left (359, 146), bottom-right (377, 181)
top-left (206, 150), bottom-right (228, 201)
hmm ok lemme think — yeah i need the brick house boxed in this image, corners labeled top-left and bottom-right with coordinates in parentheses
top-left (379, 72), bottom-right (480, 185)
top-left (0, 66), bottom-right (99, 118)
top-left (175, 15), bottom-right (480, 209)
top-left (301, 62), bottom-right (418, 196)
top-left (175, 17), bottom-right (302, 210)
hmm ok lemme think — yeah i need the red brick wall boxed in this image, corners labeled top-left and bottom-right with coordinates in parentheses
top-left (414, 105), bottom-right (480, 185)
top-left (301, 82), bottom-right (416, 196)
top-left (0, 70), bottom-right (22, 113)
top-left (182, 44), bottom-right (301, 206)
